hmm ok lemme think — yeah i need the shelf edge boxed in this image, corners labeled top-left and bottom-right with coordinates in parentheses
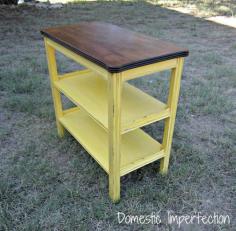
top-left (121, 150), bottom-right (165, 176)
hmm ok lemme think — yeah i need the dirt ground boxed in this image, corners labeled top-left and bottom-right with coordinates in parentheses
top-left (0, 1), bottom-right (235, 230)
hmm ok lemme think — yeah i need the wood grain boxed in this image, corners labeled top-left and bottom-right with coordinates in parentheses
top-left (41, 22), bottom-right (188, 73)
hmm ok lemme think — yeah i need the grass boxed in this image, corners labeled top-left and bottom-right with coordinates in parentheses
top-left (0, 1), bottom-right (235, 230)
top-left (157, 0), bottom-right (236, 16)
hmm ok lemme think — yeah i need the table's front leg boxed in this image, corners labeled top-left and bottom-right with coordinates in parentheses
top-left (108, 73), bottom-right (122, 202)
top-left (44, 38), bottom-right (64, 137)
top-left (160, 58), bottom-right (184, 174)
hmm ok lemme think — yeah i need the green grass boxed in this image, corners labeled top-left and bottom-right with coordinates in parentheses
top-left (0, 1), bottom-right (235, 230)
top-left (157, 0), bottom-right (236, 16)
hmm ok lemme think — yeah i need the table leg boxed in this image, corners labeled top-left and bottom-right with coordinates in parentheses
top-left (108, 73), bottom-right (122, 202)
top-left (160, 58), bottom-right (184, 174)
top-left (44, 38), bottom-right (64, 137)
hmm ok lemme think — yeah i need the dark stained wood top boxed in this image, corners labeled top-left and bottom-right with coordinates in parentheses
top-left (41, 22), bottom-right (189, 73)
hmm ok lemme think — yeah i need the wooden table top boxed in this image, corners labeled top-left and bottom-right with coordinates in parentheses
top-left (41, 22), bottom-right (188, 73)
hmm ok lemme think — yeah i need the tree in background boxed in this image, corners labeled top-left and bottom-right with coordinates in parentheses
top-left (0, 0), bottom-right (18, 4)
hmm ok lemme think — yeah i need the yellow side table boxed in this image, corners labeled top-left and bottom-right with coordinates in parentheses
top-left (41, 22), bottom-right (189, 202)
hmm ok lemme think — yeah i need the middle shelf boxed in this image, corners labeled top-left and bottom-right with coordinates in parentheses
top-left (54, 70), bottom-right (170, 134)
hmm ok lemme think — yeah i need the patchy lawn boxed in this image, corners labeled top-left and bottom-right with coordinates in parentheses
top-left (0, 1), bottom-right (235, 230)
top-left (158, 0), bottom-right (236, 17)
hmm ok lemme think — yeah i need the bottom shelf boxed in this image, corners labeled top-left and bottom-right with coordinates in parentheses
top-left (60, 108), bottom-right (165, 176)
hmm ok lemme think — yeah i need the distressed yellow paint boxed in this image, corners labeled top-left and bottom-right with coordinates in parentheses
top-left (45, 38), bottom-right (109, 78)
top-left (108, 73), bottom-right (122, 202)
top-left (44, 38), bottom-right (64, 137)
top-left (160, 58), bottom-right (184, 174)
top-left (53, 72), bottom-right (170, 134)
top-left (122, 59), bottom-right (177, 81)
top-left (58, 69), bottom-right (91, 80)
top-left (43, 37), bottom-right (185, 202)
top-left (59, 108), bottom-right (164, 176)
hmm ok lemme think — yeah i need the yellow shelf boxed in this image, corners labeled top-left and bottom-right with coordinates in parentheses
top-left (54, 71), bottom-right (170, 134)
top-left (60, 108), bottom-right (165, 176)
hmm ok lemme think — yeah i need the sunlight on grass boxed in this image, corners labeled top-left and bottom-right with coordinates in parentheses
top-left (150, 0), bottom-right (236, 28)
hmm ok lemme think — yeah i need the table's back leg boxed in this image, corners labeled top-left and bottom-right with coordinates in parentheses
top-left (44, 38), bottom-right (65, 137)
top-left (160, 58), bottom-right (184, 174)
top-left (108, 73), bottom-right (122, 202)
